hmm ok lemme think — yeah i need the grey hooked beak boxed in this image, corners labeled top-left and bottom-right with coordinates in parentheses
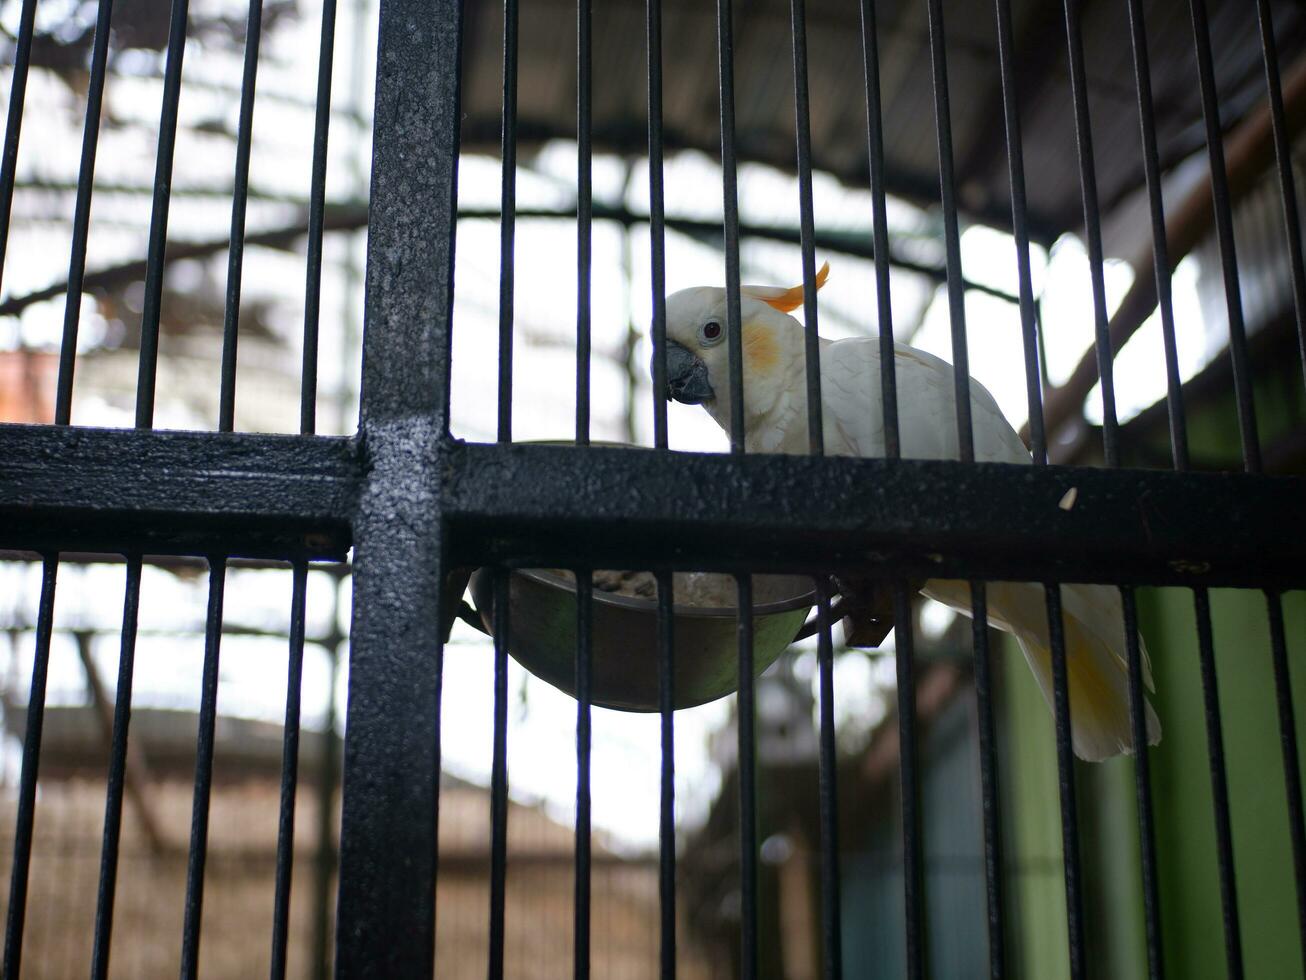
top-left (657, 340), bottom-right (715, 404)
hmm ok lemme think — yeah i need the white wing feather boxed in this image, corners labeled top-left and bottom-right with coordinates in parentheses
top-left (809, 337), bottom-right (1160, 761)
top-left (815, 338), bottom-right (1029, 463)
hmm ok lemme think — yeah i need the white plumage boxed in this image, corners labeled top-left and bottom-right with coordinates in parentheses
top-left (661, 268), bottom-right (1161, 760)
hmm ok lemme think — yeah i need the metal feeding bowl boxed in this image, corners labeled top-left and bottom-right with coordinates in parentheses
top-left (469, 568), bottom-right (815, 711)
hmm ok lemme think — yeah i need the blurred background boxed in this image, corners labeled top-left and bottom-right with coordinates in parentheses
top-left (1, 0), bottom-right (1305, 975)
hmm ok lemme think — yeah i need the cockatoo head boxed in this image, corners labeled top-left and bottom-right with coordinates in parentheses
top-left (657, 262), bottom-right (829, 428)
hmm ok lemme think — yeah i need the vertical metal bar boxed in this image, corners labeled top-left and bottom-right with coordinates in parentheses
top-left (575, 0), bottom-right (592, 446)
top-left (1123, 9), bottom-right (1175, 973)
top-left (334, 0), bottom-right (368, 438)
top-left (893, 583), bottom-right (924, 980)
top-left (647, 0), bottom-right (669, 450)
top-left (856, 0), bottom-right (899, 458)
top-left (969, 581), bottom-right (1005, 978)
top-left (270, 561), bottom-right (309, 980)
top-left (88, 555), bottom-right (143, 980)
top-left (218, 0), bottom-right (265, 432)
top-left (1192, 587), bottom-right (1243, 978)
top-left (54, 0), bottom-right (115, 425)
top-left (1267, 590), bottom-right (1306, 971)
top-left (1253, 0), bottom-right (1306, 390)
top-left (1043, 584), bottom-right (1085, 980)
top-left (1107, 19), bottom-right (1188, 974)
top-left (0, 0), bottom-right (37, 295)
top-left (179, 558), bottom-right (227, 979)
top-left (498, 0), bottom-right (519, 443)
top-left (311, 638), bottom-right (340, 980)
top-left (715, 0), bottom-right (745, 453)
top-left (2, 557), bottom-right (58, 979)
top-left (1061, 0), bottom-right (1119, 466)
top-left (1187, 0), bottom-right (1260, 473)
top-left (656, 570), bottom-right (676, 979)
top-left (574, 573), bottom-right (592, 980)
top-left (1055, 8), bottom-right (1109, 970)
top-left (300, 0), bottom-right (340, 436)
top-left (334, 0), bottom-right (462, 970)
top-left (1125, 0), bottom-right (1189, 472)
top-left (924, 0), bottom-right (973, 463)
top-left (135, 0), bottom-right (192, 429)
top-left (1036, 295), bottom-right (1052, 395)
top-left (489, 568), bottom-right (510, 980)
top-left (66, 4), bottom-right (175, 956)
top-left (815, 579), bottom-right (842, 979)
top-left (992, 0), bottom-right (1045, 465)
top-left (649, 0), bottom-right (673, 957)
top-left (737, 574), bottom-right (757, 979)
top-left (922, 14), bottom-right (979, 974)
top-left (788, 0), bottom-right (823, 455)
top-left (1121, 586), bottom-right (1164, 980)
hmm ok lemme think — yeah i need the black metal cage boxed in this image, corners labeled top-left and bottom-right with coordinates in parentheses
top-left (1, 0), bottom-right (1305, 976)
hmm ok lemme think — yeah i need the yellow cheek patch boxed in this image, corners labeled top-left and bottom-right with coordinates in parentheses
top-left (743, 325), bottom-right (779, 375)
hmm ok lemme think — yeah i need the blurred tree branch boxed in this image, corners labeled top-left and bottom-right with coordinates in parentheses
top-left (0, 203), bottom-right (368, 318)
top-left (0, 200), bottom-right (1022, 321)
top-left (1, 0), bottom-right (303, 80)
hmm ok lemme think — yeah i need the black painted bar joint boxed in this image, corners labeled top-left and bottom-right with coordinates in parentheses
top-left (336, 416), bottom-right (447, 978)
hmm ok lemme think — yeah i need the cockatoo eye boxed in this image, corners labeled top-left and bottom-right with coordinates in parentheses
top-left (698, 320), bottom-right (724, 346)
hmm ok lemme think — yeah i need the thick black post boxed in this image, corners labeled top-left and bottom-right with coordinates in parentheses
top-left (334, 0), bottom-right (463, 975)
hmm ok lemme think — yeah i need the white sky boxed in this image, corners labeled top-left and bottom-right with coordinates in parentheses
top-left (0, 0), bottom-right (1233, 848)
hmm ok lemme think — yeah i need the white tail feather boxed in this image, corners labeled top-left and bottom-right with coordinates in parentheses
top-left (922, 580), bottom-right (1161, 762)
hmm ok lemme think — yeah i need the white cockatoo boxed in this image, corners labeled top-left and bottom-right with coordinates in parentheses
top-left (658, 263), bottom-right (1160, 761)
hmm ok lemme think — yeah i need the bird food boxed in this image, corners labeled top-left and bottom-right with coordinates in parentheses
top-left (548, 569), bottom-right (802, 609)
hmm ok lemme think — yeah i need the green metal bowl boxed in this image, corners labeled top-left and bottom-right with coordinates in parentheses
top-left (469, 568), bottom-right (815, 711)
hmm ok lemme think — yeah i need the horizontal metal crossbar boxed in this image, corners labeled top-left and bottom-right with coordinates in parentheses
top-left (0, 424), bottom-right (355, 560)
top-left (442, 443), bottom-right (1306, 588)
top-left (3, 424), bottom-right (1304, 589)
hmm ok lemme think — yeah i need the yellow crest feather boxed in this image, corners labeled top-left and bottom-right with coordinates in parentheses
top-left (742, 260), bottom-right (830, 313)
